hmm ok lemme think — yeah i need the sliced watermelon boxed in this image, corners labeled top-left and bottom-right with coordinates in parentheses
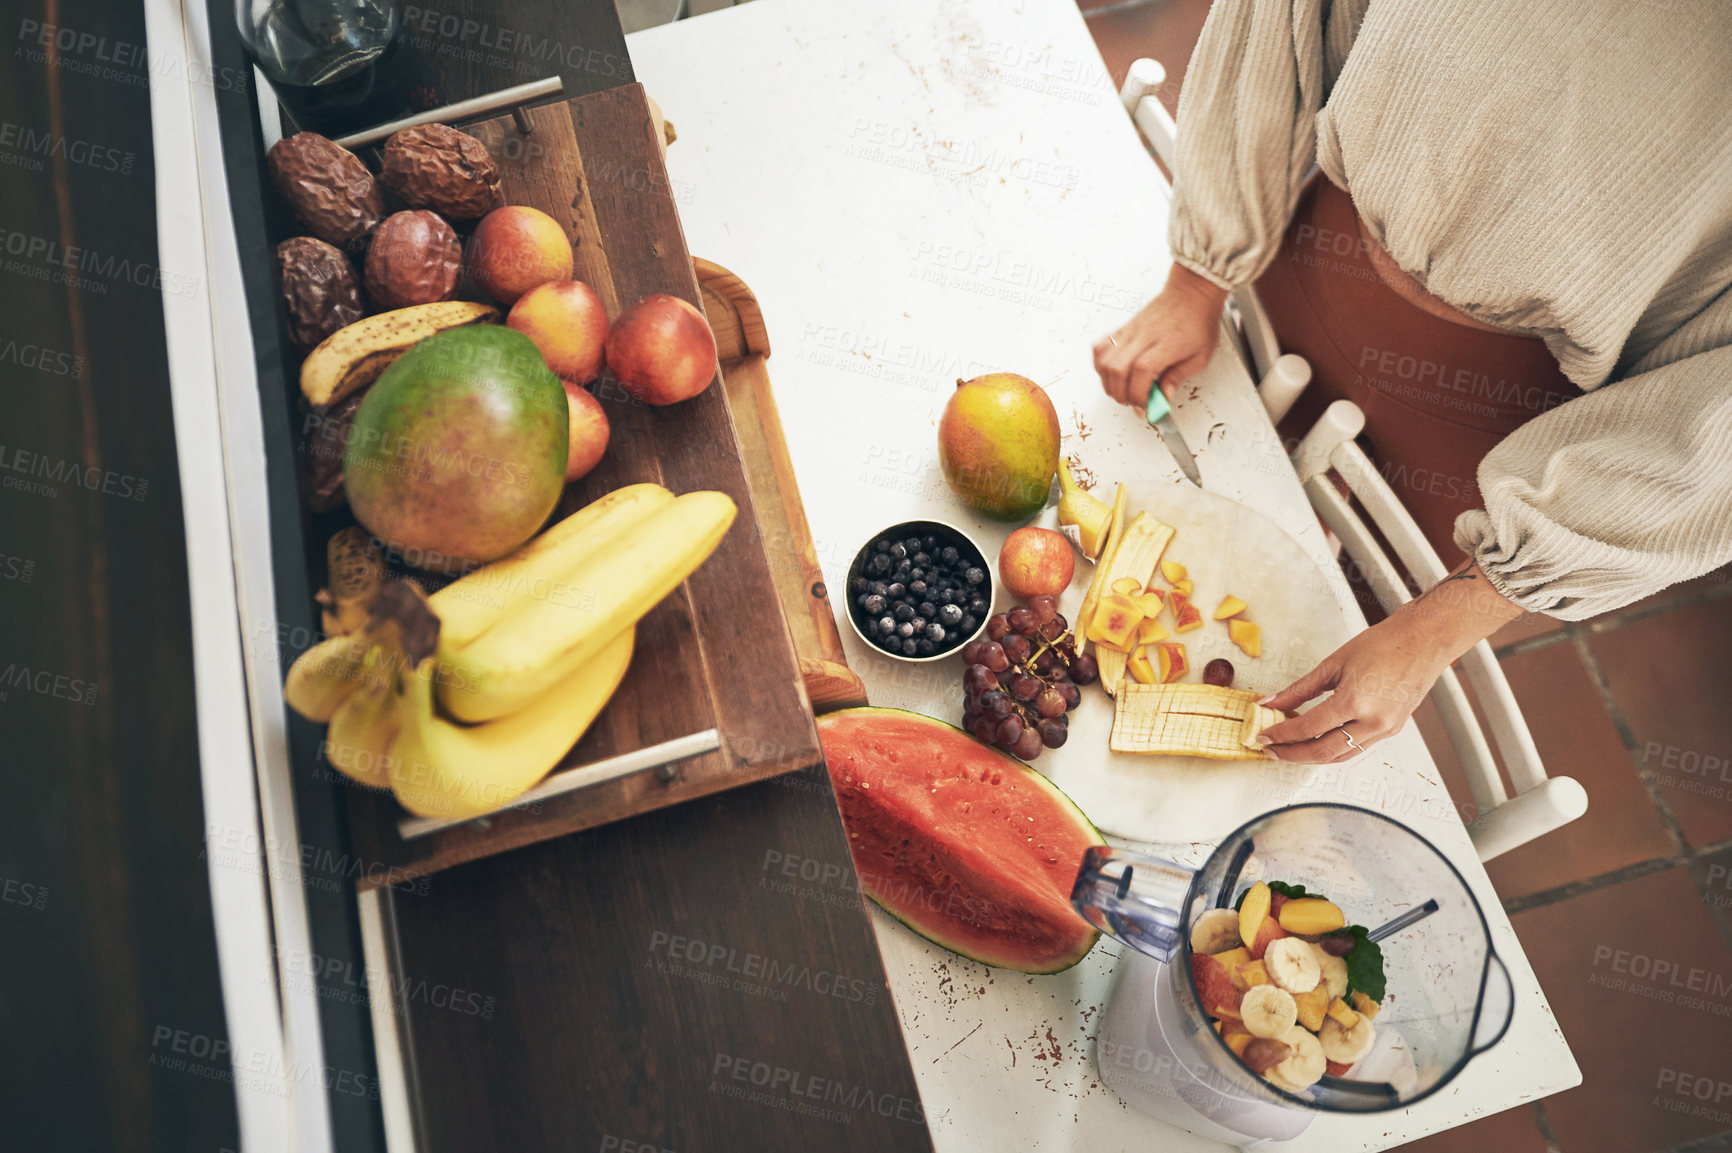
top-left (817, 707), bottom-right (1104, 974)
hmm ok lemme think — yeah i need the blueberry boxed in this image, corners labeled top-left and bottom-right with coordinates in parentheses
top-left (919, 601), bottom-right (937, 618)
top-left (909, 580), bottom-right (928, 598)
top-left (913, 552), bottom-right (931, 568)
top-left (877, 615), bottom-right (896, 635)
top-left (925, 622), bottom-right (947, 643)
top-left (874, 538), bottom-right (892, 553)
top-left (897, 621), bottom-right (916, 639)
top-left (901, 638), bottom-right (920, 657)
top-left (915, 638), bottom-right (935, 656)
top-left (960, 613), bottom-right (978, 634)
top-left (869, 581), bottom-right (888, 597)
top-left (939, 604), bottom-right (963, 626)
top-left (939, 546), bottom-right (960, 566)
top-left (922, 534), bottom-right (938, 550)
top-left (885, 582), bottom-right (906, 599)
top-left (964, 567), bottom-right (986, 586)
top-left (849, 576), bottom-right (868, 595)
top-left (908, 568), bottom-right (926, 584)
top-left (869, 553), bottom-right (892, 575)
top-left (894, 602), bottom-right (915, 622)
top-left (910, 617), bottom-right (927, 633)
top-left (936, 588), bottom-right (956, 605)
top-left (862, 594), bottom-right (887, 616)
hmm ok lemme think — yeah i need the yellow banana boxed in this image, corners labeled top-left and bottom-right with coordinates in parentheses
top-left (430, 482), bottom-right (673, 648)
top-left (438, 490), bottom-right (736, 722)
top-left (389, 627), bottom-right (635, 820)
top-left (283, 633), bottom-right (371, 722)
top-left (300, 300), bottom-right (499, 409)
top-left (320, 646), bottom-right (405, 787)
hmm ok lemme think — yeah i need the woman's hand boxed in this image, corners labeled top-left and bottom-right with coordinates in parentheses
top-left (1256, 562), bottom-right (1528, 762)
top-left (1095, 264), bottom-right (1229, 409)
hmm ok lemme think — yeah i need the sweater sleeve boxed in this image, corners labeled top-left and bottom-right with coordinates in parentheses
top-left (1456, 292), bottom-right (1732, 620)
top-left (1167, 0), bottom-right (1365, 290)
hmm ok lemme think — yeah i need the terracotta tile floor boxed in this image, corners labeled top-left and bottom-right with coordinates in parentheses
top-left (1077, 3), bottom-right (1732, 1149)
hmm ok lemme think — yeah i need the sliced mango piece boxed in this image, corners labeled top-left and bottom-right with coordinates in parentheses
top-left (1326, 997), bottom-right (1360, 1029)
top-left (1136, 616), bottom-right (1170, 645)
top-left (1127, 646), bottom-right (1159, 685)
top-left (1086, 593), bottom-right (1145, 649)
top-left (1222, 1032), bottom-right (1253, 1058)
top-left (1133, 590), bottom-right (1165, 618)
top-left (1173, 579), bottom-right (1194, 598)
top-left (1111, 577), bottom-right (1143, 596)
top-left (1156, 641), bottom-right (1188, 683)
top-left (1229, 618), bottom-right (1262, 658)
top-left (1214, 594), bottom-right (1248, 620)
top-left (1240, 959), bottom-right (1270, 988)
top-left (1277, 897), bottom-right (1346, 936)
top-left (1350, 991), bottom-right (1380, 1020)
top-left (1237, 882), bottom-right (1271, 954)
top-left (1170, 591), bottom-right (1204, 634)
top-left (1160, 560), bottom-right (1187, 585)
top-left (1294, 984), bottom-right (1330, 1032)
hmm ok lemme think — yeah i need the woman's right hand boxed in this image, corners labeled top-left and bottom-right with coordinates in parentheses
top-left (1094, 263), bottom-right (1230, 409)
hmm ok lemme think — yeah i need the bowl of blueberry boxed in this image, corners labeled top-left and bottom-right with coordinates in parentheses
top-left (844, 521), bottom-right (994, 661)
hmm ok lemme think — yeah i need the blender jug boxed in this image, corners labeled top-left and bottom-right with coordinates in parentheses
top-left (1072, 803), bottom-right (1513, 1145)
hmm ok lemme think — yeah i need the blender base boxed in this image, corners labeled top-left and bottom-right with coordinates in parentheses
top-left (1095, 951), bottom-right (1317, 1147)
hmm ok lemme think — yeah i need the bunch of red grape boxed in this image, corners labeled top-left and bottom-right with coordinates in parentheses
top-left (960, 594), bottom-right (1099, 760)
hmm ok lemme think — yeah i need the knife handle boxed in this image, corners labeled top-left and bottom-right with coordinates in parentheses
top-left (1144, 383), bottom-right (1171, 424)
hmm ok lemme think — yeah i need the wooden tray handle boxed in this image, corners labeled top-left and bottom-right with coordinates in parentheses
top-left (695, 257), bottom-right (867, 715)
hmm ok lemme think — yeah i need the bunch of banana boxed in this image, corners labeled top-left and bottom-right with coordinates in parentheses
top-left (281, 482), bottom-right (738, 819)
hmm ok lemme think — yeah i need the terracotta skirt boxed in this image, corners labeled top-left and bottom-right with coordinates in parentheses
top-left (1257, 176), bottom-right (1580, 559)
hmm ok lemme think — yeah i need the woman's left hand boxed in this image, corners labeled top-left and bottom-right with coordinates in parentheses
top-left (1256, 562), bottom-right (1527, 762)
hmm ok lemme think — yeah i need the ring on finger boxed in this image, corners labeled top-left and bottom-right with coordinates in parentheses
top-left (1342, 728), bottom-right (1365, 753)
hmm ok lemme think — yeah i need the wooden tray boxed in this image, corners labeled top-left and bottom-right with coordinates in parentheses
top-left (344, 85), bottom-right (842, 884)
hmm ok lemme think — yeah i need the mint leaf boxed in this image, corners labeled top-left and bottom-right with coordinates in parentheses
top-left (1333, 925), bottom-right (1387, 1003)
top-left (1232, 880), bottom-right (1321, 910)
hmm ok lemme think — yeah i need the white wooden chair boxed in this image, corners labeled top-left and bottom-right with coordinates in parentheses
top-left (1119, 59), bottom-right (1588, 863)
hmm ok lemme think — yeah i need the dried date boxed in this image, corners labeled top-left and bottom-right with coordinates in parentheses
top-left (277, 237), bottom-right (364, 349)
top-left (381, 123), bottom-right (502, 220)
top-left (363, 210), bottom-right (462, 311)
top-left (267, 133), bottom-right (384, 253)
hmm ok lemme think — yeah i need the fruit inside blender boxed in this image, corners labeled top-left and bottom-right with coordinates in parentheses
top-left (1187, 880), bottom-right (1422, 1094)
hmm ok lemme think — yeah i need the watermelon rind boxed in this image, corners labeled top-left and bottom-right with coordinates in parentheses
top-left (818, 706), bottom-right (1105, 975)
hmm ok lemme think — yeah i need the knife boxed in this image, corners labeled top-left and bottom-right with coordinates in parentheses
top-left (1145, 382), bottom-right (1202, 486)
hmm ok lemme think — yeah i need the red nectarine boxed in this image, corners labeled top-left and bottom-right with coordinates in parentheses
top-left (603, 294), bottom-right (716, 406)
top-left (561, 381), bottom-right (610, 482)
top-left (508, 280), bottom-right (608, 384)
top-left (467, 206), bottom-right (573, 305)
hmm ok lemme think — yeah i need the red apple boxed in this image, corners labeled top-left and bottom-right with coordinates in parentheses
top-left (466, 205), bottom-right (573, 306)
top-left (998, 526), bottom-right (1075, 600)
top-left (603, 294), bottom-right (717, 405)
top-left (508, 279), bottom-right (608, 384)
top-left (561, 381), bottom-right (610, 481)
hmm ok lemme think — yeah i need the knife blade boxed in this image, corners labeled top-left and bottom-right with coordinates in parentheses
top-left (1145, 384), bottom-right (1202, 486)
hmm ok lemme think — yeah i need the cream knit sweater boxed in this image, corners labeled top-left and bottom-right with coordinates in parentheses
top-left (1169, 0), bottom-right (1732, 619)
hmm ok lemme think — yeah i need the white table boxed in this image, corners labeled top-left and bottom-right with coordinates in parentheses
top-left (628, 1), bottom-right (1579, 1147)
